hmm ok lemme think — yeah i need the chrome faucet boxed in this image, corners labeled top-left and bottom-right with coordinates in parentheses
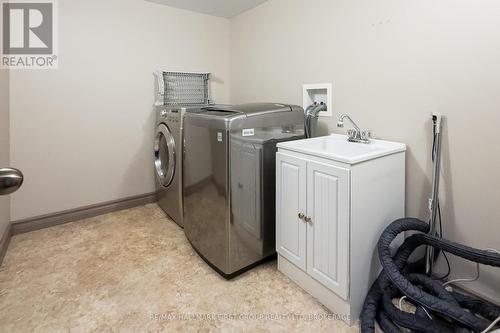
top-left (337, 114), bottom-right (371, 144)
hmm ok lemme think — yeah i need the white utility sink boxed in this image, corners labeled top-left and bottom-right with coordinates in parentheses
top-left (277, 134), bottom-right (406, 164)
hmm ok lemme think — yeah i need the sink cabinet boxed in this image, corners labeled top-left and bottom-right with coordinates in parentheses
top-left (276, 141), bottom-right (405, 325)
top-left (277, 153), bottom-right (350, 299)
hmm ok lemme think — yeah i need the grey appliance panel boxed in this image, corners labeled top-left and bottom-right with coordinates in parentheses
top-left (154, 105), bottom-right (206, 228)
top-left (205, 103), bottom-right (291, 117)
top-left (183, 122), bottom-right (230, 272)
top-left (183, 104), bottom-right (304, 276)
top-left (155, 120), bottom-right (183, 226)
top-left (228, 126), bottom-right (304, 273)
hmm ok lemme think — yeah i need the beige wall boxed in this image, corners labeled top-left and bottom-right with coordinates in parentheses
top-left (6, 0), bottom-right (499, 302)
top-left (231, 0), bottom-right (500, 301)
top-left (0, 69), bottom-right (9, 237)
top-left (9, 0), bottom-right (230, 220)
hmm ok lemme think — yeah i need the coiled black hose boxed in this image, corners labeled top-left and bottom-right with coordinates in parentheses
top-left (360, 218), bottom-right (500, 333)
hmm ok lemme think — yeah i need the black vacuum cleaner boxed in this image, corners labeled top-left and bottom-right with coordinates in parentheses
top-left (360, 114), bottom-right (500, 333)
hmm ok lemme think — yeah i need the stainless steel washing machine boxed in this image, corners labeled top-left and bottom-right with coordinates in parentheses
top-left (183, 103), bottom-right (305, 278)
top-left (154, 106), bottom-right (204, 227)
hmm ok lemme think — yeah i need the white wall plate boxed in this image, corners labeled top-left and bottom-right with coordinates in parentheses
top-left (302, 83), bottom-right (333, 117)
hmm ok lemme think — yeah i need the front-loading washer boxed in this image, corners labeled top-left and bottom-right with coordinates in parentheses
top-left (154, 106), bottom-right (204, 227)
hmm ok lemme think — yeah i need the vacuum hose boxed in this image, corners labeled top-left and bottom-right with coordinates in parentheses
top-left (360, 218), bottom-right (500, 333)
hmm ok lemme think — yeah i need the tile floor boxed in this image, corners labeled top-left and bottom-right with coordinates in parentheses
top-left (0, 204), bottom-right (359, 332)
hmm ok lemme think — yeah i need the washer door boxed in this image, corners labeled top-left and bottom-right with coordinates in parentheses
top-left (154, 124), bottom-right (176, 187)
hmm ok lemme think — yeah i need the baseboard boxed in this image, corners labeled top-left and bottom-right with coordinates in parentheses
top-left (453, 283), bottom-right (500, 308)
top-left (0, 223), bottom-right (12, 266)
top-left (11, 192), bottom-right (157, 235)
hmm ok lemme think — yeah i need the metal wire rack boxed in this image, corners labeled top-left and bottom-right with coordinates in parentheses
top-left (163, 72), bottom-right (210, 106)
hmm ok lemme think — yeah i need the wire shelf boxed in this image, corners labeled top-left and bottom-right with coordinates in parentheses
top-left (163, 72), bottom-right (210, 106)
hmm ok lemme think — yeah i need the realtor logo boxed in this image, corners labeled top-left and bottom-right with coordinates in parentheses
top-left (1, 0), bottom-right (58, 69)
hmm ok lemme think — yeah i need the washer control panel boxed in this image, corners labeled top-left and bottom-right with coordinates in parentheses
top-left (159, 108), bottom-right (182, 124)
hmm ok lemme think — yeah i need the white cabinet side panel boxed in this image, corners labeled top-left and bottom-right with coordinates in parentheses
top-left (349, 152), bottom-right (406, 322)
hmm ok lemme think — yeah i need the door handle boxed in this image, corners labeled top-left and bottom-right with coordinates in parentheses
top-left (0, 168), bottom-right (24, 195)
top-left (304, 216), bottom-right (313, 225)
top-left (298, 212), bottom-right (305, 220)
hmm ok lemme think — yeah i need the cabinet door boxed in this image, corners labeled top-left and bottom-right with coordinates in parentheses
top-left (276, 152), bottom-right (307, 271)
top-left (306, 160), bottom-right (350, 299)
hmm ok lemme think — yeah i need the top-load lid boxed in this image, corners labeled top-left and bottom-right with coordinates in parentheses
top-left (203, 103), bottom-right (294, 117)
top-left (184, 102), bottom-right (304, 130)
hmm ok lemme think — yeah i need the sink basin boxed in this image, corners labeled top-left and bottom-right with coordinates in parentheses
top-left (277, 134), bottom-right (406, 164)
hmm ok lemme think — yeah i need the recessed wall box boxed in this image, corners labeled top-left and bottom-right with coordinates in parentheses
top-left (302, 83), bottom-right (332, 117)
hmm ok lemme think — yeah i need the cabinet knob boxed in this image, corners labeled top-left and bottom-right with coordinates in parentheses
top-left (304, 216), bottom-right (313, 224)
top-left (298, 212), bottom-right (305, 220)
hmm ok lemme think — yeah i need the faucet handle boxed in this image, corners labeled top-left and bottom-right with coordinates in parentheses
top-left (361, 130), bottom-right (371, 141)
top-left (347, 129), bottom-right (357, 140)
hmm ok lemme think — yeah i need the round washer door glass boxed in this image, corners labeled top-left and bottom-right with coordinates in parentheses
top-left (154, 124), bottom-right (176, 187)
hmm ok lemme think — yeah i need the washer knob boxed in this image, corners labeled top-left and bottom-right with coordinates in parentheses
top-left (160, 110), bottom-right (168, 118)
